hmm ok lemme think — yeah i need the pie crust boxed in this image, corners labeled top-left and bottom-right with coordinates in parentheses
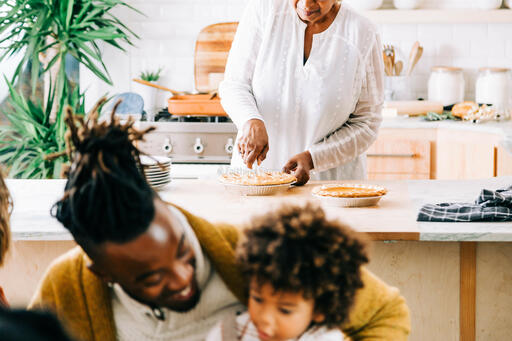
top-left (220, 171), bottom-right (297, 186)
top-left (312, 184), bottom-right (387, 198)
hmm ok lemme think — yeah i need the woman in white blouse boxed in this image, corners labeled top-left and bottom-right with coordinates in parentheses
top-left (220, 0), bottom-right (384, 185)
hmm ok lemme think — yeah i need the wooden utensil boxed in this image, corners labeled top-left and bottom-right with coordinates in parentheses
top-left (394, 60), bottom-right (403, 76)
top-left (384, 56), bottom-right (394, 76)
top-left (133, 78), bottom-right (186, 96)
top-left (384, 100), bottom-right (443, 116)
top-left (407, 42), bottom-right (423, 76)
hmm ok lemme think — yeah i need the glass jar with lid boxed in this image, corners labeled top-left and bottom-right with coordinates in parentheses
top-left (475, 67), bottom-right (511, 110)
top-left (428, 66), bottom-right (465, 107)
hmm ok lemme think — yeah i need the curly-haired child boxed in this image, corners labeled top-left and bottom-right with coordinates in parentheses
top-left (206, 203), bottom-right (369, 341)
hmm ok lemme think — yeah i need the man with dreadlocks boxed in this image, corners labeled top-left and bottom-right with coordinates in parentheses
top-left (29, 100), bottom-right (410, 341)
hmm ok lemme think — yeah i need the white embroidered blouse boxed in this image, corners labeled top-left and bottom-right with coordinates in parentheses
top-left (219, 0), bottom-right (384, 180)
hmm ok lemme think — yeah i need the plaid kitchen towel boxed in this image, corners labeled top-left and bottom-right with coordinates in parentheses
top-left (417, 185), bottom-right (512, 222)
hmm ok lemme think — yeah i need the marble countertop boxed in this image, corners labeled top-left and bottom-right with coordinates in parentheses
top-left (7, 176), bottom-right (512, 242)
top-left (381, 116), bottom-right (512, 136)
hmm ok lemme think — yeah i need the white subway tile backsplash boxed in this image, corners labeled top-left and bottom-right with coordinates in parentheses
top-left (506, 40), bottom-right (512, 57)
top-left (453, 24), bottom-right (488, 41)
top-left (452, 56), bottom-right (487, 69)
top-left (382, 24), bottom-right (419, 41)
top-left (488, 57), bottom-right (512, 68)
top-left (418, 24), bottom-right (454, 42)
top-left (485, 37), bottom-right (507, 58)
top-left (488, 24), bottom-right (512, 40)
top-left (77, 0), bottom-right (512, 110)
top-left (470, 40), bottom-right (490, 58)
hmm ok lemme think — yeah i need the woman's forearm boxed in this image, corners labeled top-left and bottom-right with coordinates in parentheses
top-left (308, 104), bottom-right (382, 172)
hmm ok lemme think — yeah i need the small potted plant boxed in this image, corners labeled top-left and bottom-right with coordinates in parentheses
top-left (135, 67), bottom-right (163, 121)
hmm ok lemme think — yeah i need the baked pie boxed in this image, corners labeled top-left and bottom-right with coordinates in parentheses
top-left (312, 184), bottom-right (387, 198)
top-left (220, 171), bottom-right (297, 186)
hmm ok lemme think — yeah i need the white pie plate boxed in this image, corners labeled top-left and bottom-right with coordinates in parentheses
top-left (221, 182), bottom-right (294, 196)
top-left (145, 172), bottom-right (170, 180)
top-left (311, 184), bottom-right (387, 207)
top-left (140, 155), bottom-right (172, 166)
top-left (150, 181), bottom-right (171, 191)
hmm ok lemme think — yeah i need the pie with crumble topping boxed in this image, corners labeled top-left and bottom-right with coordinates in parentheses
top-left (220, 171), bottom-right (297, 186)
top-left (312, 184), bottom-right (387, 198)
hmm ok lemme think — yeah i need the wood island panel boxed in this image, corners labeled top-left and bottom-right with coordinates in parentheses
top-left (460, 242), bottom-right (476, 341)
top-left (368, 241), bottom-right (460, 341)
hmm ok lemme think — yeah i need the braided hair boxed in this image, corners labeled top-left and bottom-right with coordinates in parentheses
top-left (52, 99), bottom-right (156, 246)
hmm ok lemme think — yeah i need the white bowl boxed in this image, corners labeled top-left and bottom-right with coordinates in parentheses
top-left (393, 0), bottom-right (422, 9)
top-left (140, 155), bottom-right (172, 166)
top-left (344, 0), bottom-right (383, 10)
top-left (475, 0), bottom-right (502, 9)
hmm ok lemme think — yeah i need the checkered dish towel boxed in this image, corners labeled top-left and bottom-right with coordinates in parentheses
top-left (417, 185), bottom-right (512, 222)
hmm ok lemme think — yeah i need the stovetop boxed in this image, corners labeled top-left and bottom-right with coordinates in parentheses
top-left (137, 108), bottom-right (237, 164)
top-left (151, 108), bottom-right (233, 123)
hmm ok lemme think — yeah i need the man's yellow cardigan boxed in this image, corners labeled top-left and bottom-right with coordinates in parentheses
top-left (29, 205), bottom-right (410, 341)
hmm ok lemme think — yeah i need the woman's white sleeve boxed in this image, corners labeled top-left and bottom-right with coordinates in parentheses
top-left (308, 33), bottom-right (384, 173)
top-left (219, 0), bottom-right (266, 130)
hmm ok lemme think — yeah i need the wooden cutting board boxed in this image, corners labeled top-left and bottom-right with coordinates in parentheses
top-left (194, 22), bottom-right (238, 93)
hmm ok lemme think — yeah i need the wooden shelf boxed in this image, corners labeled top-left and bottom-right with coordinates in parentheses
top-left (363, 9), bottom-right (512, 24)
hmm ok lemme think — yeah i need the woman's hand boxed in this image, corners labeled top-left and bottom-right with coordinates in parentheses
top-left (283, 151), bottom-right (314, 186)
top-left (238, 119), bottom-right (269, 169)
top-left (0, 286), bottom-right (9, 308)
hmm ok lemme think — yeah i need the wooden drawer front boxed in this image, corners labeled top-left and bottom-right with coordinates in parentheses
top-left (367, 139), bottom-right (430, 176)
top-left (496, 146), bottom-right (512, 177)
top-left (368, 173), bottom-right (430, 180)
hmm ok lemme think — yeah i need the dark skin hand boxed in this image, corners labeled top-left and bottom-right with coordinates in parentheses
top-left (238, 119), bottom-right (269, 169)
top-left (0, 286), bottom-right (9, 308)
top-left (283, 151), bottom-right (314, 186)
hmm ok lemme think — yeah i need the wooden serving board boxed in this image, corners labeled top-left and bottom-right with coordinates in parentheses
top-left (194, 22), bottom-right (238, 93)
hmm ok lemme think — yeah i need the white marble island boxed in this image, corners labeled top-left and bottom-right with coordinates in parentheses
top-left (2, 176), bottom-right (512, 341)
top-left (8, 176), bottom-right (512, 242)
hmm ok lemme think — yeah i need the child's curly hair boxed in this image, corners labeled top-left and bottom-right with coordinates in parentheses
top-left (236, 203), bottom-right (369, 328)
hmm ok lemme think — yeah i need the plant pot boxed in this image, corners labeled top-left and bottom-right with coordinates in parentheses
top-left (133, 82), bottom-right (157, 119)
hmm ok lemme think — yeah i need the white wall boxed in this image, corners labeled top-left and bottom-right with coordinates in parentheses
top-left (79, 0), bottom-right (512, 110)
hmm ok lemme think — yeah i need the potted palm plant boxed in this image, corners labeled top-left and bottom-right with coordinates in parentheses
top-left (0, 0), bottom-right (140, 178)
top-left (135, 67), bottom-right (163, 121)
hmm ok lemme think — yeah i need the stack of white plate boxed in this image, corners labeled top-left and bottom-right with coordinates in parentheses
top-left (139, 156), bottom-right (171, 190)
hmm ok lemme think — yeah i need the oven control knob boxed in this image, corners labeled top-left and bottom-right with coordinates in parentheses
top-left (193, 138), bottom-right (204, 154)
top-left (162, 138), bottom-right (173, 154)
top-left (225, 138), bottom-right (234, 155)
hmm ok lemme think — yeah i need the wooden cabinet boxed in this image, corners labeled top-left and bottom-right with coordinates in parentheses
top-left (368, 127), bottom-right (510, 180)
top-left (435, 130), bottom-right (496, 180)
top-left (367, 139), bottom-right (430, 180)
top-left (367, 128), bottom-right (435, 180)
top-left (496, 145), bottom-right (512, 177)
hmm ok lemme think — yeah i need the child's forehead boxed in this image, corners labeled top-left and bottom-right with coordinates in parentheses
top-left (250, 279), bottom-right (309, 301)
